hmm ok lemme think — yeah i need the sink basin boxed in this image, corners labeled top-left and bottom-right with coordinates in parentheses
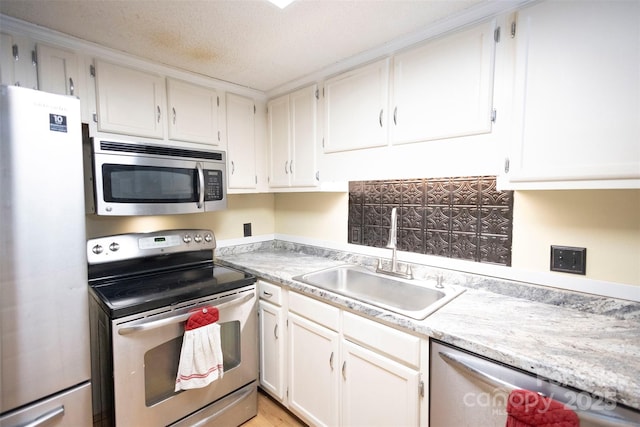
top-left (293, 265), bottom-right (462, 320)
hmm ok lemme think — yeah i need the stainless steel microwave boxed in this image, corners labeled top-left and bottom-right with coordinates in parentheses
top-left (84, 138), bottom-right (227, 216)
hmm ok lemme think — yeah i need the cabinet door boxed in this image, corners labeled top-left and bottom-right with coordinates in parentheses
top-left (0, 33), bottom-right (16, 86)
top-left (0, 33), bottom-right (37, 89)
top-left (504, 0), bottom-right (640, 187)
top-left (167, 78), bottom-right (220, 145)
top-left (36, 44), bottom-right (79, 97)
top-left (95, 60), bottom-right (165, 139)
top-left (391, 20), bottom-right (496, 145)
top-left (290, 84), bottom-right (318, 187)
top-left (341, 340), bottom-right (420, 427)
top-left (226, 93), bottom-right (257, 189)
top-left (288, 312), bottom-right (339, 427)
top-left (267, 94), bottom-right (291, 187)
top-left (324, 59), bottom-right (389, 152)
top-left (258, 300), bottom-right (285, 401)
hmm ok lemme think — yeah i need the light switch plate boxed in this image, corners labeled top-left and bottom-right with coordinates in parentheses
top-left (550, 245), bottom-right (586, 275)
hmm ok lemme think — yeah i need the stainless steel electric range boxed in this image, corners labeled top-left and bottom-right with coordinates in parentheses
top-left (87, 229), bottom-right (258, 427)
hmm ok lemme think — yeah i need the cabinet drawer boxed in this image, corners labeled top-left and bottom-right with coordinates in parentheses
top-left (258, 280), bottom-right (283, 305)
top-left (289, 292), bottom-right (340, 331)
top-left (343, 311), bottom-right (420, 368)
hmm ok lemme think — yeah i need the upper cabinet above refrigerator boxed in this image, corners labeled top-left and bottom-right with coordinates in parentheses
top-left (499, 0), bottom-right (640, 190)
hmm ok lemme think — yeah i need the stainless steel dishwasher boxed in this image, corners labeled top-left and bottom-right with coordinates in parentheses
top-left (430, 340), bottom-right (640, 427)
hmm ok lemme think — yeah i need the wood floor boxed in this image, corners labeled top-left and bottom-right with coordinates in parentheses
top-left (242, 389), bottom-right (307, 427)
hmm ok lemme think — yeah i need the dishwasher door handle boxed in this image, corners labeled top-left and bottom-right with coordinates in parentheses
top-left (438, 351), bottom-right (638, 427)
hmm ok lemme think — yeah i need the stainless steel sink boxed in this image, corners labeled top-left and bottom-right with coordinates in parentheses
top-left (293, 265), bottom-right (463, 320)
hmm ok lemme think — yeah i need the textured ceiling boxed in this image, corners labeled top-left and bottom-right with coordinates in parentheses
top-left (0, 0), bottom-right (488, 92)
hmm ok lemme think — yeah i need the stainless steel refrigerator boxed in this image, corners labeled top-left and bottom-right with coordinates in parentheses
top-left (0, 85), bottom-right (92, 425)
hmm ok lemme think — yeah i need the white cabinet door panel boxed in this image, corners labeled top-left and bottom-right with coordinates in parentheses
top-left (392, 20), bottom-right (496, 145)
top-left (505, 0), bottom-right (640, 187)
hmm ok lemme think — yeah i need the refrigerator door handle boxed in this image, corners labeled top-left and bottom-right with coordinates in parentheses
top-left (21, 405), bottom-right (65, 427)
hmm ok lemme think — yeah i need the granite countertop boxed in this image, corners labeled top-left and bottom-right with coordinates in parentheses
top-left (216, 242), bottom-right (640, 411)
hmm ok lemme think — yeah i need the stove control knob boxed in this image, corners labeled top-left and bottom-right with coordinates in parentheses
top-left (204, 233), bottom-right (213, 243)
top-left (194, 234), bottom-right (203, 243)
top-left (92, 244), bottom-right (103, 255)
top-left (109, 242), bottom-right (120, 252)
top-left (183, 235), bottom-right (192, 244)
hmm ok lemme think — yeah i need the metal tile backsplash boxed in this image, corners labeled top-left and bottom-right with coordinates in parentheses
top-left (348, 176), bottom-right (514, 266)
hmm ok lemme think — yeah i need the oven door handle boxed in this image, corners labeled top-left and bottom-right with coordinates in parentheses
top-left (117, 292), bottom-right (253, 336)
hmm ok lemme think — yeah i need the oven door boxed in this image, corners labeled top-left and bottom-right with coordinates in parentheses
top-left (111, 286), bottom-right (257, 427)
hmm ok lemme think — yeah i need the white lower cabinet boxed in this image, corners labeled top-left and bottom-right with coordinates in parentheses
top-left (288, 311), bottom-right (340, 426)
top-left (258, 282), bottom-right (426, 426)
top-left (257, 281), bottom-right (286, 402)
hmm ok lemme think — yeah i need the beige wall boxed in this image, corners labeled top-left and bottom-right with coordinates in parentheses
top-left (86, 189), bottom-right (640, 286)
top-left (273, 190), bottom-right (640, 286)
top-left (511, 190), bottom-right (640, 286)
top-left (274, 192), bottom-right (348, 242)
top-left (86, 193), bottom-right (275, 240)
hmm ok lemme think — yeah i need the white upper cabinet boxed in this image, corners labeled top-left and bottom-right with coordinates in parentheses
top-left (323, 59), bottom-right (390, 152)
top-left (0, 32), bottom-right (37, 89)
top-left (95, 60), bottom-right (227, 146)
top-left (268, 84), bottom-right (318, 188)
top-left (226, 92), bottom-right (257, 190)
top-left (95, 60), bottom-right (166, 139)
top-left (501, 0), bottom-right (640, 189)
top-left (36, 43), bottom-right (80, 97)
top-left (166, 78), bottom-right (221, 145)
top-left (391, 20), bottom-right (497, 145)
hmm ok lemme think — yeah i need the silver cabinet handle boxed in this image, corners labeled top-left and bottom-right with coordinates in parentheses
top-left (231, 160), bottom-right (235, 175)
top-left (69, 78), bottom-right (74, 96)
top-left (284, 161), bottom-right (289, 175)
top-left (196, 162), bottom-right (204, 209)
top-left (118, 292), bottom-right (253, 335)
top-left (262, 290), bottom-right (273, 298)
top-left (438, 351), bottom-right (637, 426)
top-left (172, 107), bottom-right (177, 125)
top-left (342, 361), bottom-right (347, 379)
top-left (329, 352), bottom-right (334, 370)
top-left (393, 106), bottom-right (397, 125)
top-left (156, 105), bottom-right (161, 123)
top-left (379, 109), bottom-right (383, 127)
top-left (22, 406), bottom-right (65, 427)
top-left (289, 160), bottom-right (293, 174)
top-left (274, 324), bottom-right (278, 339)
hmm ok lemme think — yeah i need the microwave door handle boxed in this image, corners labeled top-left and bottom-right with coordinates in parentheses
top-left (117, 292), bottom-right (253, 336)
top-left (196, 162), bottom-right (205, 209)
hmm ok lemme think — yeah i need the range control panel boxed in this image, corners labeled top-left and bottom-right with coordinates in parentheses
top-left (87, 229), bottom-right (216, 264)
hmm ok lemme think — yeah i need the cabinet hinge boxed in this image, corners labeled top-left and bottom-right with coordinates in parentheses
top-left (511, 21), bottom-right (517, 38)
top-left (504, 157), bottom-right (510, 173)
top-left (494, 26), bottom-right (501, 43)
top-left (491, 108), bottom-right (497, 123)
top-left (419, 380), bottom-right (425, 398)
top-left (11, 44), bottom-right (18, 61)
top-left (90, 64), bottom-right (96, 77)
top-left (31, 50), bottom-right (37, 67)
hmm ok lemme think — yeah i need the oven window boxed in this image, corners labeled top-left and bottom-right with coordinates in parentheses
top-left (103, 164), bottom-right (198, 203)
top-left (144, 321), bottom-right (242, 406)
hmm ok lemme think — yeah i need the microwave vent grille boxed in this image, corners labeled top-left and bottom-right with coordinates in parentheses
top-left (99, 141), bottom-right (223, 161)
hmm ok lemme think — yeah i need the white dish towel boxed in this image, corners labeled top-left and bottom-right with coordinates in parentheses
top-left (175, 310), bottom-right (224, 391)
